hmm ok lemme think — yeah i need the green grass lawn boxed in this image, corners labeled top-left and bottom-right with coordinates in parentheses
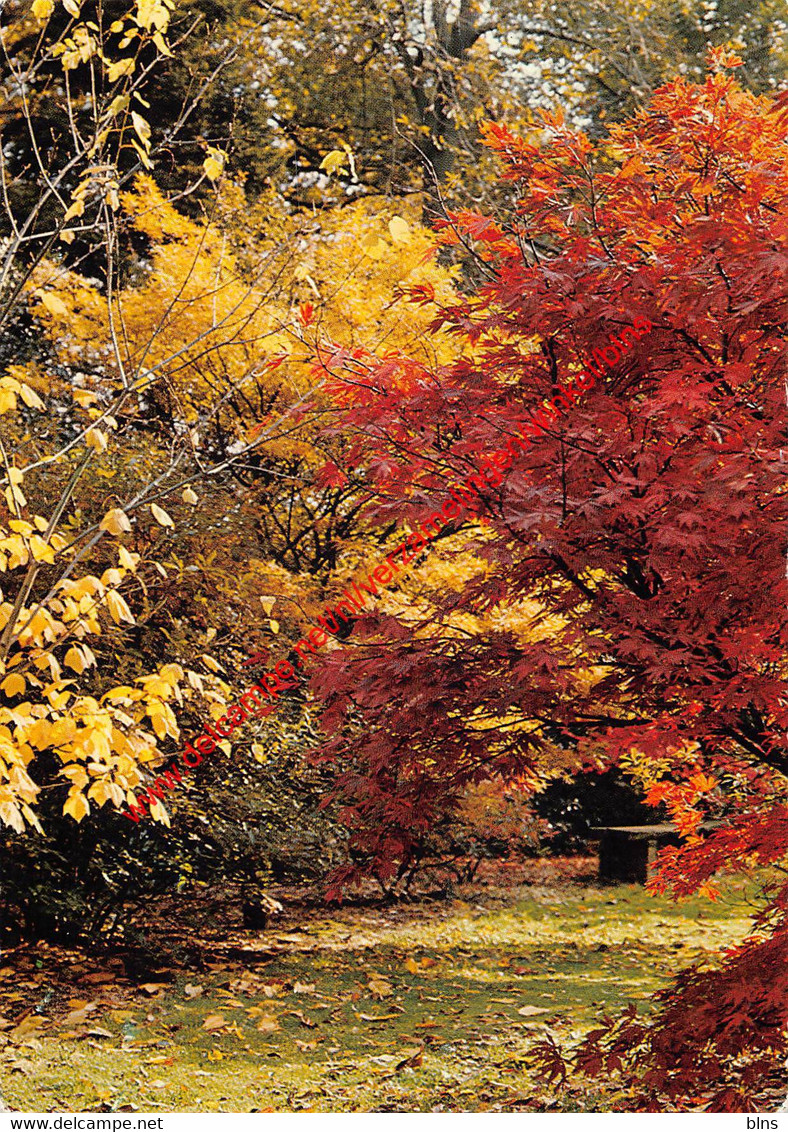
top-left (0, 872), bottom-right (760, 1112)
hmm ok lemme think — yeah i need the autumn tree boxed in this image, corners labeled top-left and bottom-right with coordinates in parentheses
top-left (0, 0), bottom-right (327, 842)
top-left (107, 0), bottom-right (788, 219)
top-left (307, 55), bottom-right (788, 1105)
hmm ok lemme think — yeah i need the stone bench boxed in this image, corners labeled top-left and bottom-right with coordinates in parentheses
top-left (589, 822), bottom-right (719, 884)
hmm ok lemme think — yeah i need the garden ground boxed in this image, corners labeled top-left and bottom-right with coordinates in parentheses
top-left (0, 860), bottom-right (761, 1112)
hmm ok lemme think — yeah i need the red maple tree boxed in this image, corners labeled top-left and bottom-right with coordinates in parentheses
top-left (311, 53), bottom-right (788, 1108)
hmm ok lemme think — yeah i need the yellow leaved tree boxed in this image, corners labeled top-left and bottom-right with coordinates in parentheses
top-left (1, 0), bottom-right (460, 833)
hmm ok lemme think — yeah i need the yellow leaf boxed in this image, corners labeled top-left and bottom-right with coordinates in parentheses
top-left (5, 483), bottom-right (27, 510)
top-left (19, 384), bottom-right (45, 410)
top-left (63, 790), bottom-right (90, 822)
top-left (64, 198), bottom-right (86, 222)
top-left (107, 57), bottom-right (135, 83)
top-left (118, 546), bottom-right (138, 571)
top-left (1, 673), bottom-right (26, 698)
top-left (360, 234), bottom-right (386, 260)
top-left (131, 111), bottom-right (151, 150)
top-left (39, 292), bottom-right (69, 318)
top-left (102, 685), bottom-right (136, 701)
top-left (0, 803), bottom-right (26, 833)
top-left (63, 0), bottom-right (80, 14)
top-left (64, 646), bottom-right (87, 674)
top-left (203, 148), bottom-right (225, 182)
top-left (150, 503), bottom-right (173, 528)
top-left (27, 718), bottom-right (52, 750)
top-left (181, 487), bottom-right (198, 505)
top-left (100, 508), bottom-right (131, 535)
top-left (260, 596), bottom-right (276, 615)
top-left (29, 535), bottom-right (55, 564)
top-left (130, 140), bottom-right (154, 169)
top-left (73, 388), bottom-right (98, 407)
top-left (152, 30), bottom-right (173, 57)
top-left (269, 619), bottom-right (280, 634)
top-left (148, 797), bottom-right (170, 826)
top-left (32, 0), bottom-right (55, 20)
top-left (85, 427), bottom-right (108, 452)
top-left (107, 94), bottom-right (129, 117)
top-left (0, 388), bottom-right (17, 413)
top-left (105, 590), bottom-right (135, 625)
top-left (87, 779), bottom-right (113, 806)
top-left (388, 216), bottom-right (411, 245)
top-left (59, 229), bottom-right (76, 245)
top-left (319, 150), bottom-right (348, 175)
top-left (135, 0), bottom-right (171, 32)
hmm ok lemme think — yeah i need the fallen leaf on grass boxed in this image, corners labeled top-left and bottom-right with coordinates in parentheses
top-left (145, 1055), bottom-right (175, 1066)
top-left (84, 1027), bottom-right (113, 1039)
top-left (8, 1059), bottom-right (34, 1075)
top-left (80, 971), bottom-right (117, 986)
top-left (367, 976), bottom-right (393, 998)
top-left (201, 1014), bottom-right (228, 1032)
top-left (288, 1010), bottom-right (316, 1029)
top-left (357, 1012), bottom-right (401, 1022)
top-left (183, 984), bottom-right (203, 999)
top-left (295, 1039), bottom-right (321, 1051)
top-left (403, 957), bottom-right (436, 974)
top-left (293, 982), bottom-right (315, 994)
top-left (10, 1017), bottom-right (47, 1040)
top-left (256, 1017), bottom-right (279, 1033)
top-left (395, 1048), bottom-right (424, 1071)
top-left (139, 983), bottom-right (168, 996)
top-left (63, 1004), bottom-right (98, 1026)
top-left (517, 1005), bottom-right (550, 1017)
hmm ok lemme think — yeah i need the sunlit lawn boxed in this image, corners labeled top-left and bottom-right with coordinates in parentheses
top-left (1, 873), bottom-right (759, 1112)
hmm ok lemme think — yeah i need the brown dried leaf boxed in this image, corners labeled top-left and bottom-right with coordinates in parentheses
top-left (201, 1014), bottom-right (227, 1032)
top-left (368, 976), bottom-right (393, 999)
top-left (288, 1010), bottom-right (316, 1029)
top-left (9, 1016), bottom-right (47, 1040)
top-left (63, 1004), bottom-right (98, 1026)
top-left (139, 983), bottom-right (168, 996)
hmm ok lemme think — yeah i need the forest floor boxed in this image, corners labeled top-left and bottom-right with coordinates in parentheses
top-left (0, 859), bottom-right (763, 1113)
